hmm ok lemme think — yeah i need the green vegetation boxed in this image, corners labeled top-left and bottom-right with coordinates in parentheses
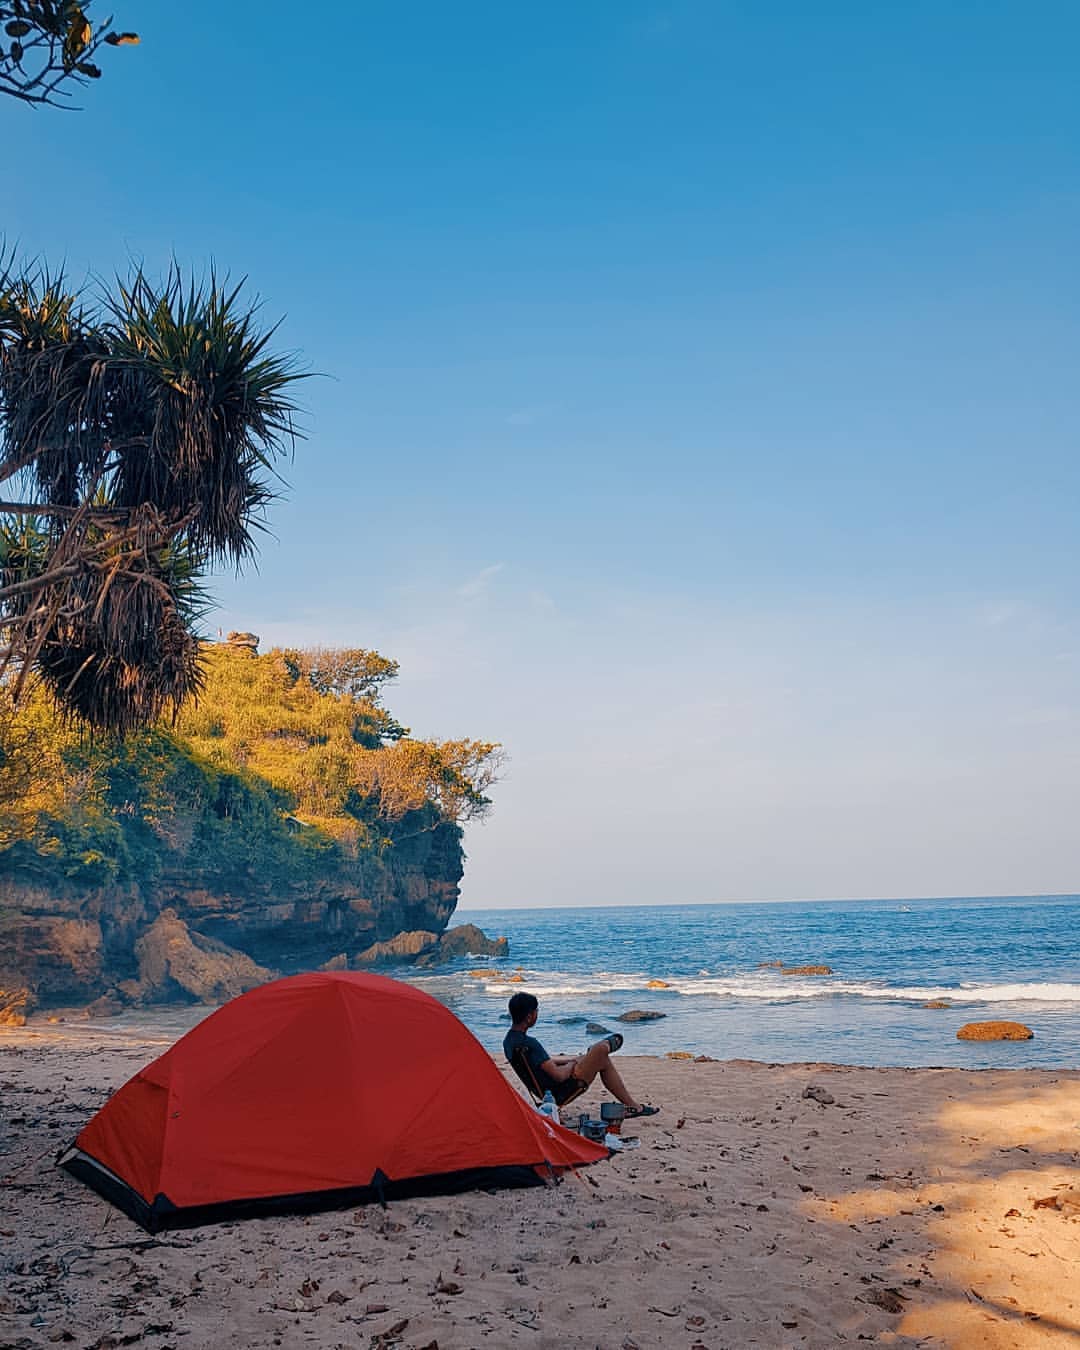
top-left (0, 642), bottom-right (502, 893)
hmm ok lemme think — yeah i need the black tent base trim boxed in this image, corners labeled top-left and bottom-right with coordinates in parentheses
top-left (58, 1147), bottom-right (557, 1234)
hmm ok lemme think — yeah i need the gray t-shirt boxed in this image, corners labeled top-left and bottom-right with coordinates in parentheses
top-left (503, 1028), bottom-right (557, 1092)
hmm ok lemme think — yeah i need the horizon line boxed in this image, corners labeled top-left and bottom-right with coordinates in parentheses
top-left (454, 891), bottom-right (1079, 913)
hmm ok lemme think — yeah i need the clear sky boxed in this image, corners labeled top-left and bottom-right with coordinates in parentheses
top-left (8, 2), bottom-right (1080, 906)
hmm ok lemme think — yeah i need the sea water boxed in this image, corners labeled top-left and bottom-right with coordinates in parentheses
top-left (412, 895), bottom-right (1080, 1069)
top-left (34, 895), bottom-right (1080, 1071)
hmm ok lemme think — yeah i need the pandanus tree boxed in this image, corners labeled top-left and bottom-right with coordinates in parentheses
top-left (0, 261), bottom-right (304, 735)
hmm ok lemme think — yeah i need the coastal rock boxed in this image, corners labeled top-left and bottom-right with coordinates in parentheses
top-left (585, 1022), bottom-right (611, 1035)
top-left (646, 979), bottom-right (671, 989)
top-left (924, 999), bottom-right (951, 1009)
top-left (356, 930), bottom-right (439, 964)
top-left (956, 1020), bottom-right (1034, 1041)
top-left (666, 1050), bottom-right (693, 1060)
top-left (81, 993), bottom-right (124, 1019)
top-left (0, 645), bottom-right (469, 1013)
top-left (781, 965), bottom-right (833, 976)
top-left (132, 910), bottom-right (274, 1004)
top-left (225, 630), bottom-right (260, 653)
top-left (616, 1010), bottom-right (666, 1022)
top-left (319, 953), bottom-right (349, 972)
top-left (0, 986), bottom-right (29, 1026)
top-left (558, 1016), bottom-right (588, 1025)
top-left (757, 961), bottom-right (785, 969)
top-left (414, 922), bottom-right (509, 967)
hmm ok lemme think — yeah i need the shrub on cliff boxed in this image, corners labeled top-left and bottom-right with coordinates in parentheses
top-left (0, 643), bottom-right (501, 891)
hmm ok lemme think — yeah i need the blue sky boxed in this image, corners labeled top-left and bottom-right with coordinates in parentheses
top-left (8, 1), bottom-right (1080, 905)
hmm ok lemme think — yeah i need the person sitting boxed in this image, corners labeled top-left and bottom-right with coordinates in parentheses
top-left (502, 991), bottom-right (659, 1116)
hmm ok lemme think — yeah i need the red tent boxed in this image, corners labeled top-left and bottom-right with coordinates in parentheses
top-left (60, 970), bottom-right (607, 1231)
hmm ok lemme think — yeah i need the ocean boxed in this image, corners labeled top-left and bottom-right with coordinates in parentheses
top-left (413, 894), bottom-right (1080, 1069)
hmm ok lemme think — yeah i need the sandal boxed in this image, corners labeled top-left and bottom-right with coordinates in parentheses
top-left (624, 1104), bottom-right (660, 1118)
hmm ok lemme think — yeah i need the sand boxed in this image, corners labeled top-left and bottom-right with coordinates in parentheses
top-left (2, 1022), bottom-right (1079, 1350)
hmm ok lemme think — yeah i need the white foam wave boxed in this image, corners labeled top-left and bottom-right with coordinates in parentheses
top-left (473, 973), bottom-right (1080, 1005)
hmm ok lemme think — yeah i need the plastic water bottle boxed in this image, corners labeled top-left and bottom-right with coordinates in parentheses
top-left (538, 1089), bottom-right (560, 1126)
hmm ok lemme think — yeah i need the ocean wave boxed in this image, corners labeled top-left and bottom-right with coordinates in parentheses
top-left (471, 972), bottom-right (1080, 1004)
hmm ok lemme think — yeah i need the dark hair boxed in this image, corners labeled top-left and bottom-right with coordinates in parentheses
top-left (508, 991), bottom-right (538, 1023)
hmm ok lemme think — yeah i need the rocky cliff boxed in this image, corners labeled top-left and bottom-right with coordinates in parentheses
top-left (0, 641), bottom-right (502, 1019)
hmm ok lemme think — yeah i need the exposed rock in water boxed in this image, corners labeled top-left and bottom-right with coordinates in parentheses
top-left (0, 986), bottom-right (29, 1027)
top-left (645, 979), bottom-right (671, 989)
top-left (130, 910), bottom-right (274, 1004)
top-left (415, 923), bottom-right (508, 966)
top-left (757, 960), bottom-right (785, 969)
top-left (616, 1009), bottom-right (666, 1022)
top-left (585, 1022), bottom-right (611, 1035)
top-left (924, 999), bottom-right (951, 1009)
top-left (956, 1020), bottom-right (1034, 1041)
top-left (781, 965), bottom-right (833, 976)
top-left (355, 930), bottom-right (440, 964)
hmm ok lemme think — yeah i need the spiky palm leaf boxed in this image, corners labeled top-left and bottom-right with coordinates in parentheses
top-left (0, 259), bottom-right (305, 736)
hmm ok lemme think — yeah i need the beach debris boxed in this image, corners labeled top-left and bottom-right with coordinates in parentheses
top-left (370, 1318), bottom-right (409, 1346)
top-left (0, 986), bottom-right (30, 1026)
top-left (666, 1051), bottom-right (694, 1060)
top-left (781, 965), bottom-right (833, 976)
top-left (1033, 1190), bottom-right (1080, 1212)
top-left (434, 1273), bottom-right (463, 1295)
top-left (864, 1287), bottom-right (907, 1314)
top-left (956, 1021), bottom-right (1034, 1041)
top-left (1005, 1207), bottom-right (1021, 1217)
top-left (326, 1289), bottom-right (350, 1304)
top-left (803, 1085), bottom-right (835, 1106)
top-left (616, 1010), bottom-right (666, 1022)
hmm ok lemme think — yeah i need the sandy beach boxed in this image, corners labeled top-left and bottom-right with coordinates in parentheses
top-left (2, 1023), bottom-right (1079, 1350)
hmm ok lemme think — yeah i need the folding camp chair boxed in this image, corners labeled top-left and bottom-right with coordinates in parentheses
top-left (509, 1046), bottom-right (588, 1110)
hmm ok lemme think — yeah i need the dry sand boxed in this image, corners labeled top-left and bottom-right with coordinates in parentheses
top-left (2, 1022), bottom-right (1079, 1350)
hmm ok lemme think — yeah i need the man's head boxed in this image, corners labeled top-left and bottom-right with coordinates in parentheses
top-left (508, 991), bottom-right (538, 1027)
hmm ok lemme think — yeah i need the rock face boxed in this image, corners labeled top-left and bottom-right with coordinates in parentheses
top-left (0, 816), bottom-right (463, 1015)
top-left (129, 910), bottom-right (274, 1004)
top-left (956, 1020), bottom-right (1034, 1041)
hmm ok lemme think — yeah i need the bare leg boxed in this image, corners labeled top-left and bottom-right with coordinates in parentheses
top-left (570, 1041), bottom-right (641, 1110)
